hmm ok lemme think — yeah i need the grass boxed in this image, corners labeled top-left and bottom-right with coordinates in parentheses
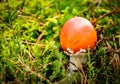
top-left (0, 0), bottom-right (120, 84)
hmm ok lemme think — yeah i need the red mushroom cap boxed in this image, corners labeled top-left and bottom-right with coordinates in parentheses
top-left (60, 17), bottom-right (97, 54)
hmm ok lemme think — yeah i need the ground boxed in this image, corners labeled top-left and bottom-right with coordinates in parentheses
top-left (0, 0), bottom-right (120, 84)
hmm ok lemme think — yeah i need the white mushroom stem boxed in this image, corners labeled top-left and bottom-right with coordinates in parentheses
top-left (69, 53), bottom-right (87, 75)
top-left (69, 54), bottom-right (88, 84)
top-left (64, 49), bottom-right (87, 75)
top-left (65, 49), bottom-right (88, 83)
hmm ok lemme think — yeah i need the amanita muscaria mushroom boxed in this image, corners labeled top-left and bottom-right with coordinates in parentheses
top-left (60, 16), bottom-right (97, 74)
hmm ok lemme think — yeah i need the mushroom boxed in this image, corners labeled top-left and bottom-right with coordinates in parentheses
top-left (60, 16), bottom-right (97, 74)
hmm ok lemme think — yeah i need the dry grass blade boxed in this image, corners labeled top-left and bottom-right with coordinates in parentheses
top-left (91, 7), bottom-right (120, 26)
top-left (36, 30), bottom-right (45, 44)
top-left (76, 57), bottom-right (88, 84)
top-left (18, 59), bottom-right (52, 84)
top-left (23, 40), bottom-right (45, 47)
top-left (98, 7), bottom-right (120, 20)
